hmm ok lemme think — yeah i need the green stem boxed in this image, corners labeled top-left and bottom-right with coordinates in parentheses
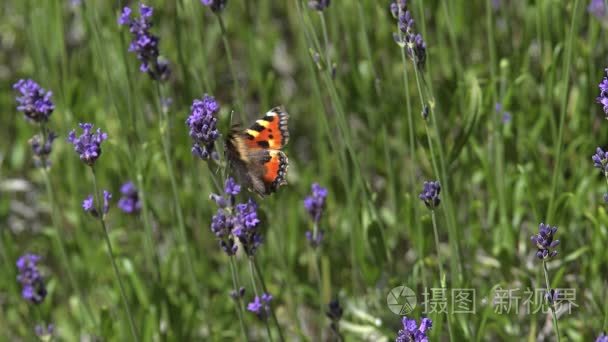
top-left (248, 259), bottom-right (273, 342)
top-left (542, 260), bottom-right (561, 342)
top-left (430, 210), bottom-right (454, 342)
top-left (154, 82), bottom-right (202, 308)
top-left (546, 0), bottom-right (580, 222)
top-left (311, 222), bottom-right (325, 335)
top-left (91, 168), bottom-right (138, 341)
top-left (229, 256), bottom-right (250, 341)
top-left (216, 13), bottom-right (245, 122)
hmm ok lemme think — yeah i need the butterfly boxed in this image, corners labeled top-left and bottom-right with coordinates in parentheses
top-left (226, 107), bottom-right (289, 196)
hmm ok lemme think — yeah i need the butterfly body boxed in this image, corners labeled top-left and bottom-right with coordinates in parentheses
top-left (226, 107), bottom-right (289, 196)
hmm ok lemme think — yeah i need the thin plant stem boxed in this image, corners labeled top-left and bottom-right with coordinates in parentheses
top-left (154, 82), bottom-right (202, 309)
top-left (229, 256), bottom-right (250, 341)
top-left (91, 168), bottom-right (139, 341)
top-left (248, 259), bottom-right (274, 342)
top-left (542, 260), bottom-right (561, 342)
top-left (430, 210), bottom-right (454, 342)
top-left (311, 222), bottom-right (325, 335)
top-left (546, 0), bottom-right (580, 222)
top-left (38, 123), bottom-right (96, 328)
top-left (216, 13), bottom-right (245, 122)
top-left (253, 258), bottom-right (285, 342)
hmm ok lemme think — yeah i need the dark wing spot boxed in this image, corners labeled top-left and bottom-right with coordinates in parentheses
top-left (250, 122), bottom-right (265, 132)
top-left (262, 115), bottom-right (275, 122)
top-left (257, 140), bottom-right (270, 148)
top-left (269, 134), bottom-right (273, 139)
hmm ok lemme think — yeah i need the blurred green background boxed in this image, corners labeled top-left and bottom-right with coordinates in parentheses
top-left (1, 0), bottom-right (607, 340)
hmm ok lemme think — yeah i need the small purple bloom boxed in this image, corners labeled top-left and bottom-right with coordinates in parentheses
top-left (119, 4), bottom-right (170, 81)
top-left (589, 0), bottom-right (606, 19)
top-left (309, 0), bottom-right (330, 11)
top-left (13, 79), bottom-right (55, 122)
top-left (83, 195), bottom-right (95, 213)
top-left (67, 123), bottom-right (108, 166)
top-left (592, 147), bottom-right (608, 173)
top-left (419, 181), bottom-right (441, 209)
top-left (103, 190), bottom-right (112, 215)
top-left (186, 95), bottom-right (220, 160)
top-left (395, 316), bottom-right (432, 342)
top-left (16, 254), bottom-right (47, 304)
top-left (29, 131), bottom-right (57, 167)
top-left (304, 183), bottom-right (328, 223)
top-left (305, 229), bottom-right (324, 248)
top-left (495, 102), bottom-right (512, 123)
top-left (35, 324), bottom-right (55, 339)
top-left (530, 223), bottom-right (560, 260)
top-left (597, 69), bottom-right (608, 117)
top-left (597, 332), bottom-right (608, 342)
top-left (247, 292), bottom-right (273, 320)
top-left (233, 199), bottom-right (263, 256)
top-left (391, 2), bottom-right (427, 70)
top-left (201, 0), bottom-right (228, 12)
top-left (118, 181), bottom-right (141, 214)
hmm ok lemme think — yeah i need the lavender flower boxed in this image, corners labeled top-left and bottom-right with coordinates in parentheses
top-left (589, 0), bottom-right (606, 19)
top-left (119, 4), bottom-right (170, 81)
top-left (13, 79), bottom-right (54, 122)
top-left (29, 131), bottom-right (57, 167)
top-left (118, 181), bottom-right (141, 214)
top-left (201, 0), bottom-right (228, 12)
top-left (593, 147), bottom-right (608, 173)
top-left (67, 123), bottom-right (108, 166)
top-left (327, 298), bottom-right (343, 337)
top-left (233, 199), bottom-right (263, 256)
top-left (395, 316), bottom-right (432, 342)
top-left (247, 293), bottom-right (273, 320)
top-left (391, 1), bottom-right (427, 70)
top-left (309, 0), bottom-right (330, 11)
top-left (419, 181), bottom-right (441, 209)
top-left (230, 287), bottom-right (246, 300)
top-left (597, 333), bottom-right (608, 342)
top-left (16, 254), bottom-right (47, 304)
top-left (304, 183), bottom-right (328, 222)
top-left (530, 223), bottom-right (560, 260)
top-left (495, 102), bottom-right (512, 123)
top-left (186, 95), bottom-right (220, 160)
top-left (597, 69), bottom-right (608, 117)
top-left (305, 229), bottom-right (324, 248)
top-left (82, 191), bottom-right (112, 217)
top-left (35, 324), bottom-right (55, 340)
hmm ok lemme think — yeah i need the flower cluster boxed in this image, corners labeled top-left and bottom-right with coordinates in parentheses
top-left (589, 0), bottom-right (607, 19)
top-left (597, 69), bottom-right (608, 117)
top-left (201, 0), bottom-right (228, 12)
top-left (118, 181), bottom-right (141, 214)
top-left (530, 223), bottom-right (560, 260)
top-left (16, 254), bottom-right (47, 304)
top-left (592, 147), bottom-right (608, 173)
top-left (29, 131), bottom-right (57, 168)
top-left (326, 298), bottom-right (343, 337)
top-left (83, 191), bottom-right (112, 217)
top-left (35, 324), bottom-right (55, 340)
top-left (419, 181), bottom-right (441, 209)
top-left (13, 79), bottom-right (55, 122)
top-left (247, 292), bottom-right (273, 320)
top-left (67, 123), bottom-right (108, 166)
top-left (186, 95), bottom-right (220, 160)
top-left (597, 332), bottom-right (608, 342)
top-left (304, 183), bottom-right (328, 248)
top-left (391, 1), bottom-right (427, 70)
top-left (309, 0), bottom-right (331, 11)
top-left (119, 4), bottom-right (170, 81)
top-left (395, 316), bottom-right (432, 342)
top-left (210, 178), bottom-right (263, 256)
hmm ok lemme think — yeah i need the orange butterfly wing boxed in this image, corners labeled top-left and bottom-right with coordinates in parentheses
top-left (242, 107), bottom-right (289, 150)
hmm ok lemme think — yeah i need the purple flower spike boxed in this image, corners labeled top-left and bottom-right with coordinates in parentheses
top-left (589, 0), bottom-right (607, 19)
top-left (29, 131), bottom-right (57, 168)
top-left (16, 254), bottom-right (47, 304)
top-left (593, 147), bottom-right (608, 173)
top-left (396, 316), bottom-right (432, 342)
top-left (309, 0), bottom-right (330, 11)
top-left (419, 181), bottom-right (441, 209)
top-left (530, 223), bottom-right (560, 260)
top-left (597, 69), bottom-right (608, 117)
top-left (119, 4), bottom-right (170, 81)
top-left (390, 1), bottom-right (427, 70)
top-left (67, 123), bottom-right (108, 166)
top-left (304, 183), bottom-right (328, 223)
top-left (247, 292), bottom-right (273, 320)
top-left (186, 94), bottom-right (220, 161)
top-left (201, 0), bottom-right (228, 12)
top-left (13, 79), bottom-right (55, 122)
top-left (597, 332), bottom-right (608, 342)
top-left (118, 181), bottom-right (141, 214)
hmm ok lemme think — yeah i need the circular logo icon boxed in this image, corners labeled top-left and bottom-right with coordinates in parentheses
top-left (387, 286), bottom-right (417, 315)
